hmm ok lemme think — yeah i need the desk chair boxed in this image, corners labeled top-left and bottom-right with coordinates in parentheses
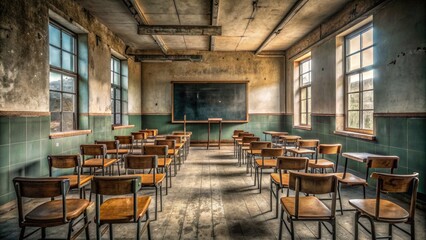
top-left (13, 177), bottom-right (90, 240)
top-left (131, 132), bottom-right (147, 153)
top-left (270, 156), bottom-right (309, 218)
top-left (235, 132), bottom-right (254, 162)
top-left (48, 154), bottom-right (93, 199)
top-left (239, 136), bottom-right (260, 167)
top-left (92, 176), bottom-right (152, 240)
top-left (80, 144), bottom-right (119, 176)
top-left (287, 139), bottom-right (319, 158)
top-left (255, 148), bottom-right (284, 193)
top-left (278, 172), bottom-right (338, 240)
top-left (335, 156), bottom-right (399, 215)
top-left (95, 140), bottom-right (122, 176)
top-left (143, 145), bottom-right (172, 193)
top-left (232, 130), bottom-right (245, 157)
top-left (349, 172), bottom-right (418, 240)
top-left (125, 154), bottom-right (165, 221)
top-left (309, 144), bottom-right (341, 173)
top-left (155, 139), bottom-right (179, 177)
top-left (248, 141), bottom-right (272, 175)
top-left (172, 131), bottom-right (192, 160)
top-left (166, 135), bottom-right (185, 168)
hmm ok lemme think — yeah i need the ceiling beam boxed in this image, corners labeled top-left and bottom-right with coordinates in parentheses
top-left (135, 55), bottom-right (203, 62)
top-left (255, 0), bottom-right (309, 55)
top-left (138, 25), bottom-right (222, 36)
top-left (210, 0), bottom-right (220, 51)
top-left (122, 0), bottom-right (168, 54)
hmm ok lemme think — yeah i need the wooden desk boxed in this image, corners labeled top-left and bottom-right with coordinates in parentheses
top-left (262, 131), bottom-right (288, 142)
top-left (341, 152), bottom-right (384, 178)
top-left (207, 118), bottom-right (222, 149)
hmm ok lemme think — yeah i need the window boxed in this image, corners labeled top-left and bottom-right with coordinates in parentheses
top-left (111, 57), bottom-right (122, 125)
top-left (299, 58), bottom-right (311, 126)
top-left (49, 22), bottom-right (77, 132)
top-left (345, 25), bottom-right (374, 133)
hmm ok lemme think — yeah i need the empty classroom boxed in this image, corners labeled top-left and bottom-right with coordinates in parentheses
top-left (0, 0), bottom-right (425, 239)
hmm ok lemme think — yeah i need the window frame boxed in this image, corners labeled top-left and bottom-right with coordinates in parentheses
top-left (111, 56), bottom-right (123, 125)
top-left (344, 24), bottom-right (374, 134)
top-left (299, 57), bottom-right (312, 126)
top-left (48, 20), bottom-right (78, 133)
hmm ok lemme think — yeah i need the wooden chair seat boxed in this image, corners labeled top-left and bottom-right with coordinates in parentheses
top-left (168, 149), bottom-right (179, 155)
top-left (281, 196), bottom-right (331, 219)
top-left (176, 143), bottom-right (184, 149)
top-left (158, 158), bottom-right (172, 167)
top-left (349, 199), bottom-right (409, 221)
top-left (135, 173), bottom-right (166, 185)
top-left (26, 199), bottom-right (90, 225)
top-left (250, 149), bottom-right (262, 155)
top-left (334, 172), bottom-right (367, 186)
top-left (99, 196), bottom-right (151, 224)
top-left (308, 159), bottom-right (334, 168)
top-left (288, 148), bottom-right (316, 155)
top-left (255, 159), bottom-right (277, 168)
top-left (82, 158), bottom-right (118, 167)
top-left (58, 175), bottom-right (93, 188)
top-left (241, 146), bottom-right (250, 150)
top-left (107, 149), bottom-right (129, 155)
top-left (271, 173), bottom-right (289, 186)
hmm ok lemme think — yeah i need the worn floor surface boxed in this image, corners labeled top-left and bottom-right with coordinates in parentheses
top-left (0, 146), bottom-right (425, 239)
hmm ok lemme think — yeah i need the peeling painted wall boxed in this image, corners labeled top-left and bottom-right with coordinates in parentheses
top-left (141, 52), bottom-right (284, 114)
top-left (0, 0), bottom-right (142, 115)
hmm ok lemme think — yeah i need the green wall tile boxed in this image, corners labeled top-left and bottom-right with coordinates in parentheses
top-left (10, 117), bottom-right (26, 143)
top-left (9, 143), bottom-right (26, 165)
top-left (389, 147), bottom-right (407, 168)
top-left (407, 150), bottom-right (425, 171)
top-left (26, 140), bottom-right (40, 161)
top-left (0, 167), bottom-right (9, 195)
top-left (389, 118), bottom-right (407, 148)
top-left (40, 116), bottom-right (50, 138)
top-left (0, 117), bottom-right (10, 145)
top-left (25, 160), bottom-right (40, 177)
top-left (9, 163), bottom-right (25, 190)
top-left (26, 117), bottom-right (40, 141)
top-left (375, 144), bottom-right (389, 155)
top-left (407, 118), bottom-right (426, 151)
top-left (0, 145), bottom-right (9, 168)
top-left (375, 117), bottom-right (389, 145)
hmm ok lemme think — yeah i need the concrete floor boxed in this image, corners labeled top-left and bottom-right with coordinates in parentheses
top-left (0, 146), bottom-right (425, 239)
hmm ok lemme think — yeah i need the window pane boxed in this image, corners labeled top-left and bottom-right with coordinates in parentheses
top-left (301, 60), bottom-right (310, 74)
top-left (308, 99), bottom-right (311, 113)
top-left (347, 53), bottom-right (360, 71)
top-left (62, 51), bottom-right (75, 72)
top-left (115, 114), bottom-right (121, 124)
top-left (301, 100), bottom-right (306, 112)
top-left (362, 70), bottom-right (374, 90)
top-left (114, 73), bottom-right (120, 85)
top-left (111, 71), bottom-right (114, 83)
top-left (307, 86), bottom-right (311, 98)
top-left (348, 74), bottom-right (360, 92)
top-left (49, 72), bottom-right (61, 91)
top-left (362, 47), bottom-right (373, 67)
top-left (63, 75), bottom-right (75, 93)
top-left (307, 114), bottom-right (311, 125)
top-left (115, 100), bottom-right (121, 113)
top-left (362, 28), bottom-right (373, 48)
top-left (301, 113), bottom-right (306, 125)
top-left (62, 32), bottom-right (74, 53)
top-left (115, 88), bottom-right (121, 100)
top-left (301, 73), bottom-right (310, 86)
top-left (111, 88), bottom-right (114, 99)
top-left (62, 112), bottom-right (74, 132)
top-left (348, 111), bottom-right (359, 128)
top-left (50, 92), bottom-right (61, 111)
top-left (62, 93), bottom-right (74, 112)
top-left (301, 88), bottom-right (306, 100)
top-left (363, 90), bottom-right (374, 110)
top-left (50, 112), bottom-right (61, 132)
top-left (362, 111), bottom-right (373, 130)
top-left (49, 24), bottom-right (60, 47)
top-left (111, 100), bottom-right (114, 113)
top-left (114, 59), bottom-right (120, 73)
top-left (49, 46), bottom-right (61, 68)
top-left (348, 93), bottom-right (359, 110)
top-left (348, 35), bottom-right (360, 55)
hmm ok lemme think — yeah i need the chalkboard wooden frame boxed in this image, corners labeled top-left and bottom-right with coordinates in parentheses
top-left (171, 81), bottom-right (249, 123)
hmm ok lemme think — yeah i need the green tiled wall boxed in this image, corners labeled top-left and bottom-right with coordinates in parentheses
top-left (0, 114), bottom-right (142, 205)
top-left (286, 115), bottom-right (426, 196)
top-left (141, 114), bottom-right (286, 142)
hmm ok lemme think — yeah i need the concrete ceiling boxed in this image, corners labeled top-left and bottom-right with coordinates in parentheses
top-left (76, 0), bottom-right (352, 54)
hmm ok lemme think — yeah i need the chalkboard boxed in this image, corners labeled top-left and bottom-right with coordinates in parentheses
top-left (172, 82), bottom-right (248, 123)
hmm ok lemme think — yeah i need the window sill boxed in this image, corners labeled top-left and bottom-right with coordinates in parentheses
top-left (49, 129), bottom-right (92, 139)
top-left (293, 125), bottom-right (312, 131)
top-left (334, 130), bottom-right (376, 141)
top-left (112, 125), bottom-right (135, 130)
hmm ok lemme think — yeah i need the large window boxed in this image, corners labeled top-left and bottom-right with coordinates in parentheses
top-left (345, 25), bottom-right (374, 133)
top-left (299, 58), bottom-right (311, 126)
top-left (111, 57), bottom-right (122, 125)
top-left (49, 22), bottom-right (77, 132)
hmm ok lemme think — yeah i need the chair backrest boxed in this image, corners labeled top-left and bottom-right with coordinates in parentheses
top-left (80, 144), bottom-right (106, 157)
top-left (242, 136), bottom-right (260, 144)
top-left (237, 132), bottom-right (254, 139)
top-left (144, 145), bottom-right (168, 156)
top-left (47, 154), bottom-right (81, 177)
top-left (282, 135), bottom-right (301, 144)
top-left (125, 154), bottom-right (158, 170)
top-left (166, 135), bottom-right (182, 143)
top-left (233, 130), bottom-right (244, 136)
top-left (276, 156), bottom-right (309, 172)
top-left (288, 172), bottom-right (337, 218)
top-left (297, 139), bottom-right (319, 148)
top-left (144, 129), bottom-right (158, 136)
top-left (250, 141), bottom-right (272, 151)
top-left (91, 176), bottom-right (142, 222)
top-left (318, 144), bottom-right (342, 155)
top-left (261, 148), bottom-right (284, 158)
top-left (139, 130), bottom-right (153, 137)
top-left (371, 172), bottom-right (419, 220)
top-left (155, 139), bottom-right (176, 149)
top-left (95, 140), bottom-right (119, 151)
top-left (365, 156), bottom-right (399, 180)
top-left (131, 132), bottom-right (147, 141)
top-left (13, 177), bottom-right (70, 224)
top-left (115, 135), bottom-right (134, 145)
